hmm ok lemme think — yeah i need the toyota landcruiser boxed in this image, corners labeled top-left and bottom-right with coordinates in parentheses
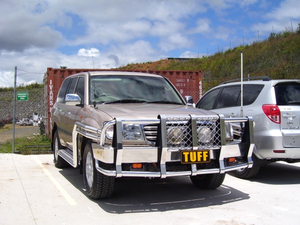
top-left (51, 71), bottom-right (254, 199)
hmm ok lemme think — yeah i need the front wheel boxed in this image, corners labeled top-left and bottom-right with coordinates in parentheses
top-left (229, 163), bottom-right (260, 179)
top-left (190, 173), bottom-right (226, 189)
top-left (228, 155), bottom-right (261, 179)
top-left (83, 141), bottom-right (115, 199)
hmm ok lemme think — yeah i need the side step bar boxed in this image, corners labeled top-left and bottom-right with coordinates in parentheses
top-left (59, 149), bottom-right (75, 167)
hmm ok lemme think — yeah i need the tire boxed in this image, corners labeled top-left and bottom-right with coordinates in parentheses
top-left (229, 163), bottom-right (260, 179)
top-left (83, 141), bottom-right (115, 199)
top-left (190, 173), bottom-right (226, 189)
top-left (229, 155), bottom-right (260, 179)
top-left (53, 131), bottom-right (69, 168)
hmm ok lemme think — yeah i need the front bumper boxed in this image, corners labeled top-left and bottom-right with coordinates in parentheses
top-left (76, 115), bottom-right (254, 178)
top-left (93, 144), bottom-right (254, 178)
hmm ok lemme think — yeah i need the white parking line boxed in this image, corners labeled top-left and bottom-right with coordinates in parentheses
top-left (33, 156), bottom-right (77, 206)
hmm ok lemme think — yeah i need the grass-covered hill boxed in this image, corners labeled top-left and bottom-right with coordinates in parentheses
top-left (119, 26), bottom-right (300, 93)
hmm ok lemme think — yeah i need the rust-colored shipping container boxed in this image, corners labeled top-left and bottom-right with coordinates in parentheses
top-left (44, 67), bottom-right (202, 137)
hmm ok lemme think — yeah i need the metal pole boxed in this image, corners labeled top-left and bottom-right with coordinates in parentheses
top-left (12, 66), bottom-right (17, 153)
top-left (240, 52), bottom-right (244, 117)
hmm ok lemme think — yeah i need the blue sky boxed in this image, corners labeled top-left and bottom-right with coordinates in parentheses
top-left (0, 0), bottom-right (299, 87)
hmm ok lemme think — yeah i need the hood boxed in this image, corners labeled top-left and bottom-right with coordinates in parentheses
top-left (96, 103), bottom-right (217, 120)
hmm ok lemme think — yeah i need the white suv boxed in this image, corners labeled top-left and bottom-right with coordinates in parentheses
top-left (196, 77), bottom-right (300, 178)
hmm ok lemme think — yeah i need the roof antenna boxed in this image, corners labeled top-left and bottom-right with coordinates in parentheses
top-left (240, 51), bottom-right (244, 117)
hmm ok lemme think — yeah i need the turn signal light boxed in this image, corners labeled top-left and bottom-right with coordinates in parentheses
top-left (132, 163), bottom-right (143, 169)
top-left (228, 157), bottom-right (236, 163)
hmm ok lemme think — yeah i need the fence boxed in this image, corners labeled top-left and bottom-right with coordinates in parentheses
top-left (0, 88), bottom-right (46, 133)
top-left (0, 85), bottom-right (46, 154)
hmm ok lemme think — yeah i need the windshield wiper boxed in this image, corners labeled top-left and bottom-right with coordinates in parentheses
top-left (104, 99), bottom-right (148, 104)
top-left (147, 100), bottom-right (182, 105)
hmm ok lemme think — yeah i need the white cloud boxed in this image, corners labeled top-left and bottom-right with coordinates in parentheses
top-left (68, 1), bottom-right (197, 48)
top-left (77, 48), bottom-right (100, 57)
top-left (238, 0), bottom-right (259, 7)
top-left (1, 0), bottom-right (299, 87)
top-left (0, 41), bottom-right (160, 87)
top-left (251, 0), bottom-right (300, 35)
top-left (204, 0), bottom-right (230, 10)
top-left (151, 20), bottom-right (185, 38)
top-left (0, 48), bottom-right (58, 87)
top-left (158, 35), bottom-right (191, 52)
top-left (0, 71), bottom-right (14, 88)
top-left (0, 0), bottom-right (205, 54)
top-left (205, 0), bottom-right (258, 10)
top-left (214, 26), bottom-right (232, 41)
top-left (110, 40), bottom-right (158, 65)
top-left (0, 0), bottom-right (202, 86)
top-left (0, 0), bottom-right (63, 52)
top-left (190, 18), bottom-right (211, 34)
top-left (265, 0), bottom-right (300, 21)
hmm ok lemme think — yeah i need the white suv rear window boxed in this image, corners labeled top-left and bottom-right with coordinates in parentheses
top-left (275, 82), bottom-right (300, 105)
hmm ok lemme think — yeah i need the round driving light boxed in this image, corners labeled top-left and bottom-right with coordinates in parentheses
top-left (167, 127), bottom-right (184, 145)
top-left (197, 127), bottom-right (212, 143)
top-left (105, 125), bottom-right (114, 140)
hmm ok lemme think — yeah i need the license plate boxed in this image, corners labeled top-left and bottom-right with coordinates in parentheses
top-left (180, 150), bottom-right (210, 164)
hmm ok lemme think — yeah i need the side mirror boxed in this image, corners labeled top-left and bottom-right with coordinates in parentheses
top-left (65, 94), bottom-right (82, 106)
top-left (185, 96), bottom-right (194, 106)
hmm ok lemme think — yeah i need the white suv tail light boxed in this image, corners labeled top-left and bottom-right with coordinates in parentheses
top-left (262, 104), bottom-right (281, 124)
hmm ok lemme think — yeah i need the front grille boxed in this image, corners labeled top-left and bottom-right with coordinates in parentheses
top-left (143, 124), bottom-right (158, 144)
top-left (142, 116), bottom-right (222, 149)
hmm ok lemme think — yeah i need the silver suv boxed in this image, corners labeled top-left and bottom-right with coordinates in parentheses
top-left (196, 77), bottom-right (300, 178)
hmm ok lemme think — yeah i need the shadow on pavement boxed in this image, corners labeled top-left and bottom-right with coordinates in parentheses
top-left (99, 177), bottom-right (249, 214)
top-left (250, 162), bottom-right (300, 185)
top-left (59, 169), bottom-right (249, 214)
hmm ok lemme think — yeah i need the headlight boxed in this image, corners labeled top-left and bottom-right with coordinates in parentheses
top-left (167, 127), bottom-right (184, 145)
top-left (197, 127), bottom-right (212, 143)
top-left (123, 124), bottom-right (143, 140)
top-left (105, 125), bottom-right (114, 140)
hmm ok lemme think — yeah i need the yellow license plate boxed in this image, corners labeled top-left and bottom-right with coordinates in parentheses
top-left (180, 150), bottom-right (210, 164)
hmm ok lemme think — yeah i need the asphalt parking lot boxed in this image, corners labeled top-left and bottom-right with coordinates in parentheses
top-left (0, 153), bottom-right (299, 225)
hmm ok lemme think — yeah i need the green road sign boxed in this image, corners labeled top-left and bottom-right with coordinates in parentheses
top-left (17, 92), bottom-right (29, 101)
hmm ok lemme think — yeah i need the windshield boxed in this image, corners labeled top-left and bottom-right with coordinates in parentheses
top-left (89, 75), bottom-right (184, 105)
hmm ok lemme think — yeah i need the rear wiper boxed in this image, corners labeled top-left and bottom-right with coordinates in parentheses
top-left (147, 100), bottom-right (182, 105)
top-left (104, 99), bottom-right (148, 104)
